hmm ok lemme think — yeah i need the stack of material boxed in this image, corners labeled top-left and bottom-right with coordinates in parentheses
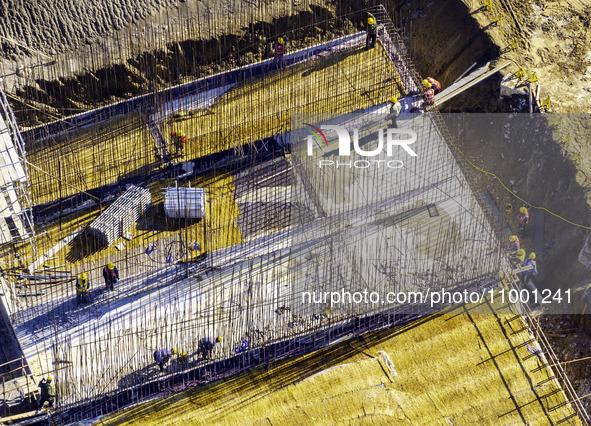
top-left (164, 187), bottom-right (206, 219)
top-left (89, 186), bottom-right (152, 246)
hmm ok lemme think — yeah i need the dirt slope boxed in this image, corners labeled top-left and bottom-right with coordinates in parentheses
top-left (465, 0), bottom-right (591, 113)
top-left (0, 0), bottom-right (179, 58)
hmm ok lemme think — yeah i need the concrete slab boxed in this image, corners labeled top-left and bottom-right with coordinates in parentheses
top-left (2, 28), bottom-right (504, 419)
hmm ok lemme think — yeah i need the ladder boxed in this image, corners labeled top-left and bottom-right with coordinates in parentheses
top-left (0, 85), bottom-right (36, 248)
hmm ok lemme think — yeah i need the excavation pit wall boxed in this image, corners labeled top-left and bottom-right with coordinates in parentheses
top-left (389, 0), bottom-right (591, 291)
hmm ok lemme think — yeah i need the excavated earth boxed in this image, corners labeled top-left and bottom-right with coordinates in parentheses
top-left (2, 0), bottom-right (591, 415)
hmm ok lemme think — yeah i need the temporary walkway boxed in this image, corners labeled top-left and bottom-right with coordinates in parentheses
top-left (434, 60), bottom-right (511, 106)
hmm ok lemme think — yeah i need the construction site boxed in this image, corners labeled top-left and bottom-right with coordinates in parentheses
top-left (0, 0), bottom-right (590, 424)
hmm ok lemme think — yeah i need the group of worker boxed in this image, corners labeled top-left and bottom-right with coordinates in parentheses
top-left (153, 336), bottom-right (223, 371)
top-left (366, 12), bottom-right (441, 110)
top-left (35, 336), bottom-right (222, 410)
top-left (508, 233), bottom-right (538, 276)
top-left (74, 262), bottom-right (120, 304)
top-left (509, 206), bottom-right (537, 276)
top-left (167, 15), bottom-right (440, 156)
top-left (422, 77), bottom-right (441, 106)
top-left (387, 76), bottom-right (440, 125)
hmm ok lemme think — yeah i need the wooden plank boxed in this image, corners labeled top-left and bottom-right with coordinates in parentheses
top-left (512, 264), bottom-right (534, 274)
top-left (0, 410), bottom-right (49, 423)
top-left (453, 62), bottom-right (477, 83)
top-left (434, 61), bottom-right (511, 106)
top-left (28, 226), bottom-right (84, 273)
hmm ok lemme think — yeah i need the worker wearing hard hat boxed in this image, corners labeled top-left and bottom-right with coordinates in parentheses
top-left (389, 97), bottom-right (402, 128)
top-left (153, 348), bottom-right (177, 372)
top-left (518, 206), bottom-right (529, 233)
top-left (170, 130), bottom-right (187, 157)
top-left (178, 350), bottom-right (189, 363)
top-left (522, 252), bottom-right (538, 275)
top-left (423, 79), bottom-right (435, 106)
top-left (508, 235), bottom-right (520, 254)
top-left (273, 36), bottom-right (289, 69)
top-left (102, 262), bottom-right (119, 291)
top-left (37, 376), bottom-right (55, 410)
top-left (512, 248), bottom-right (526, 266)
top-left (198, 335), bottom-right (223, 360)
top-left (76, 272), bottom-right (91, 304)
top-left (366, 14), bottom-right (378, 49)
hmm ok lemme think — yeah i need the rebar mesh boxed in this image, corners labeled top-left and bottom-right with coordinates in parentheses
top-left (0, 5), bottom-right (582, 424)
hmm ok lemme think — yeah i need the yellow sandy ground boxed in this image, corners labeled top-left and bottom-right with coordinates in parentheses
top-left (100, 303), bottom-right (580, 426)
top-left (10, 172), bottom-right (241, 269)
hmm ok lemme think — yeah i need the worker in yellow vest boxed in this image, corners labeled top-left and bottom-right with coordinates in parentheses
top-left (512, 248), bottom-right (526, 267)
top-left (76, 272), bottom-right (91, 304)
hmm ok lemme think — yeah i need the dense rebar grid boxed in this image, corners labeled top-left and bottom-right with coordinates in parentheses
top-left (0, 5), bottom-right (558, 424)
